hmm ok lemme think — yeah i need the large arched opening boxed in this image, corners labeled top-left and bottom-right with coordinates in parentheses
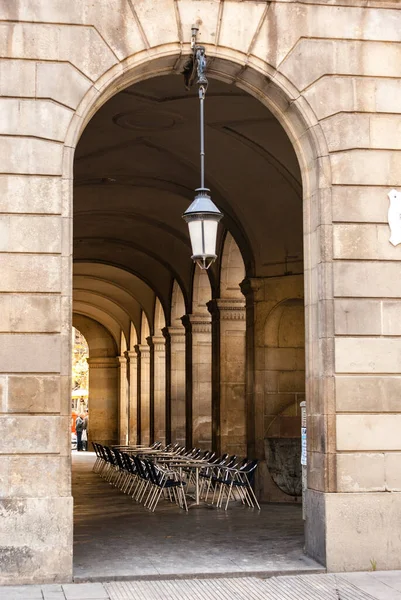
top-left (69, 51), bottom-right (329, 578)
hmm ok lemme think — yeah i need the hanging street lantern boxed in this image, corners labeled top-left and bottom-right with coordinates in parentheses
top-left (182, 26), bottom-right (223, 270)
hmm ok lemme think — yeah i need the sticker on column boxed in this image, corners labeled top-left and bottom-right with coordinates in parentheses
top-left (301, 427), bottom-right (307, 466)
top-left (388, 189), bottom-right (401, 246)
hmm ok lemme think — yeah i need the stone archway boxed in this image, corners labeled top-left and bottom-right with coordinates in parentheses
top-left (5, 1), bottom-right (401, 584)
top-left (67, 49), bottom-right (329, 571)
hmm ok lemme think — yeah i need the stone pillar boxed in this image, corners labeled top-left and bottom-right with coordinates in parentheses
top-left (150, 336), bottom-right (166, 444)
top-left (168, 327), bottom-right (186, 446)
top-left (136, 344), bottom-right (151, 446)
top-left (162, 327), bottom-right (172, 444)
top-left (208, 299), bottom-right (246, 456)
top-left (117, 355), bottom-right (128, 445)
top-left (183, 314), bottom-right (212, 450)
top-left (126, 350), bottom-right (138, 445)
top-left (87, 357), bottom-right (119, 447)
top-left (240, 279), bottom-right (260, 463)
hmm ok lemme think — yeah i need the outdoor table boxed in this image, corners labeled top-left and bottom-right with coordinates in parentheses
top-left (167, 459), bottom-right (212, 507)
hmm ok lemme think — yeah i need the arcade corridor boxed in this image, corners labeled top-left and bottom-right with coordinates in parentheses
top-left (73, 453), bottom-right (321, 580)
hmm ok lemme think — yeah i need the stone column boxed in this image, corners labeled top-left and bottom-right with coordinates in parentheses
top-left (126, 350), bottom-right (138, 445)
top-left (117, 355), bottom-right (128, 445)
top-left (150, 336), bottom-right (166, 444)
top-left (87, 357), bottom-right (119, 447)
top-left (209, 299), bottom-right (246, 456)
top-left (240, 279), bottom-right (262, 463)
top-left (136, 344), bottom-right (151, 445)
top-left (183, 314), bottom-right (212, 450)
top-left (168, 327), bottom-right (186, 446)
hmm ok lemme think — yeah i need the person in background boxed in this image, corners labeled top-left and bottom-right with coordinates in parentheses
top-left (82, 411), bottom-right (89, 451)
top-left (75, 413), bottom-right (85, 451)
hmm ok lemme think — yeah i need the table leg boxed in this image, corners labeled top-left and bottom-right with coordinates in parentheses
top-left (195, 467), bottom-right (199, 505)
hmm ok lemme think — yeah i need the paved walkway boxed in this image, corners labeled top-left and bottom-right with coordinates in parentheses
top-left (73, 453), bottom-right (321, 579)
top-left (2, 572), bottom-right (401, 600)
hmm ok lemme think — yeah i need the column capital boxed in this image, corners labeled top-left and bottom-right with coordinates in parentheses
top-left (148, 336), bottom-right (165, 352)
top-left (208, 298), bottom-right (246, 320)
top-left (86, 357), bottom-right (119, 369)
top-left (117, 355), bottom-right (127, 367)
top-left (240, 277), bottom-right (264, 302)
top-left (126, 350), bottom-right (138, 360)
top-left (182, 313), bottom-right (212, 333)
top-left (137, 343), bottom-right (150, 356)
top-left (166, 326), bottom-right (186, 343)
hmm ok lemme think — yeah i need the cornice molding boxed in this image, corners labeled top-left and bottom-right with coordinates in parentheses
top-left (208, 298), bottom-right (246, 320)
top-left (87, 357), bottom-right (119, 369)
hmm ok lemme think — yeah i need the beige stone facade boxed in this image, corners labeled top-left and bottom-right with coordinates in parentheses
top-left (1, 0), bottom-right (401, 584)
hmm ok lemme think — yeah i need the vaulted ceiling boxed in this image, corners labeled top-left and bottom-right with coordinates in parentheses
top-left (73, 74), bottom-right (302, 346)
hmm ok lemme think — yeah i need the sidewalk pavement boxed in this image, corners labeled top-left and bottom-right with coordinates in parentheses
top-left (1, 572), bottom-right (401, 600)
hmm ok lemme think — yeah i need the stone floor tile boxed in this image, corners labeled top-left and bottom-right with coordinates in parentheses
top-left (62, 583), bottom-right (110, 600)
top-left (372, 571), bottom-right (401, 592)
top-left (0, 586), bottom-right (43, 600)
top-left (42, 593), bottom-right (66, 600)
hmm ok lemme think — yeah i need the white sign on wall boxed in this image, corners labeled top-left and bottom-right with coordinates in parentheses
top-left (388, 189), bottom-right (401, 246)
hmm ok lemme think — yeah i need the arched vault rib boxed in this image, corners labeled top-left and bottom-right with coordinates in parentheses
top-left (72, 302), bottom-right (122, 350)
top-left (73, 289), bottom-right (131, 342)
top-left (73, 275), bottom-right (144, 332)
top-left (73, 239), bottom-right (191, 308)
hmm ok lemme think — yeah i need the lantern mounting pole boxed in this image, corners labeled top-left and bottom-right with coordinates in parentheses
top-left (184, 25), bottom-right (208, 190)
top-left (182, 26), bottom-right (223, 270)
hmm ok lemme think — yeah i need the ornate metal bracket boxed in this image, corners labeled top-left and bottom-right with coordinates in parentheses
top-left (183, 25), bottom-right (208, 95)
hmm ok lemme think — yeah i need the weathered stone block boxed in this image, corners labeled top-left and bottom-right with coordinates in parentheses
top-left (325, 491), bottom-right (401, 571)
top-left (0, 137), bottom-right (63, 175)
top-left (0, 334), bottom-right (60, 373)
top-left (335, 337), bottom-right (401, 374)
top-left (7, 376), bottom-right (61, 413)
top-left (385, 453), bottom-right (401, 491)
top-left (332, 186), bottom-right (388, 224)
top-left (0, 255), bottom-right (61, 292)
top-left (0, 175), bottom-right (62, 214)
top-left (331, 149), bottom-right (401, 186)
top-left (334, 261), bottom-right (401, 298)
top-left (0, 59), bottom-right (35, 97)
top-left (36, 62), bottom-right (92, 110)
top-left (0, 455), bottom-right (70, 497)
top-left (0, 295), bottom-right (60, 333)
top-left (0, 497), bottom-right (73, 584)
top-left (265, 348), bottom-right (305, 371)
top-left (336, 453), bottom-right (385, 492)
top-left (0, 99), bottom-right (73, 142)
top-left (321, 113), bottom-right (369, 152)
top-left (0, 415), bottom-right (67, 454)
top-left (337, 414), bottom-right (401, 451)
top-left (334, 299), bottom-right (381, 335)
top-left (382, 301), bottom-right (401, 335)
top-left (334, 224), bottom-right (401, 260)
top-left (0, 216), bottom-right (62, 253)
top-left (336, 375), bottom-right (401, 412)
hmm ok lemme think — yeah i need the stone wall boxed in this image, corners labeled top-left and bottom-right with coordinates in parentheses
top-left (1, 0), bottom-right (401, 583)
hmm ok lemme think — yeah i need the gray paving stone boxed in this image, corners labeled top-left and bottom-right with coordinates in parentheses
top-left (0, 586), bottom-right (43, 600)
top-left (62, 582), bottom-right (110, 600)
top-left (372, 571), bottom-right (401, 593)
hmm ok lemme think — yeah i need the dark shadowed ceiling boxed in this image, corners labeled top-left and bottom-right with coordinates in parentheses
top-left (73, 74), bottom-right (302, 343)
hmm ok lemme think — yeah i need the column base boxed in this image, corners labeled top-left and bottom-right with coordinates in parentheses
top-left (305, 489), bottom-right (401, 571)
top-left (0, 496), bottom-right (73, 584)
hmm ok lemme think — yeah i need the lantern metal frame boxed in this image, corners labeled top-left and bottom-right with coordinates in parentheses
top-left (182, 26), bottom-right (223, 270)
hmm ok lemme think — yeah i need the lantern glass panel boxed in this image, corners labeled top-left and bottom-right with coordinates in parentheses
top-left (203, 219), bottom-right (218, 257)
top-left (188, 220), bottom-right (204, 257)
